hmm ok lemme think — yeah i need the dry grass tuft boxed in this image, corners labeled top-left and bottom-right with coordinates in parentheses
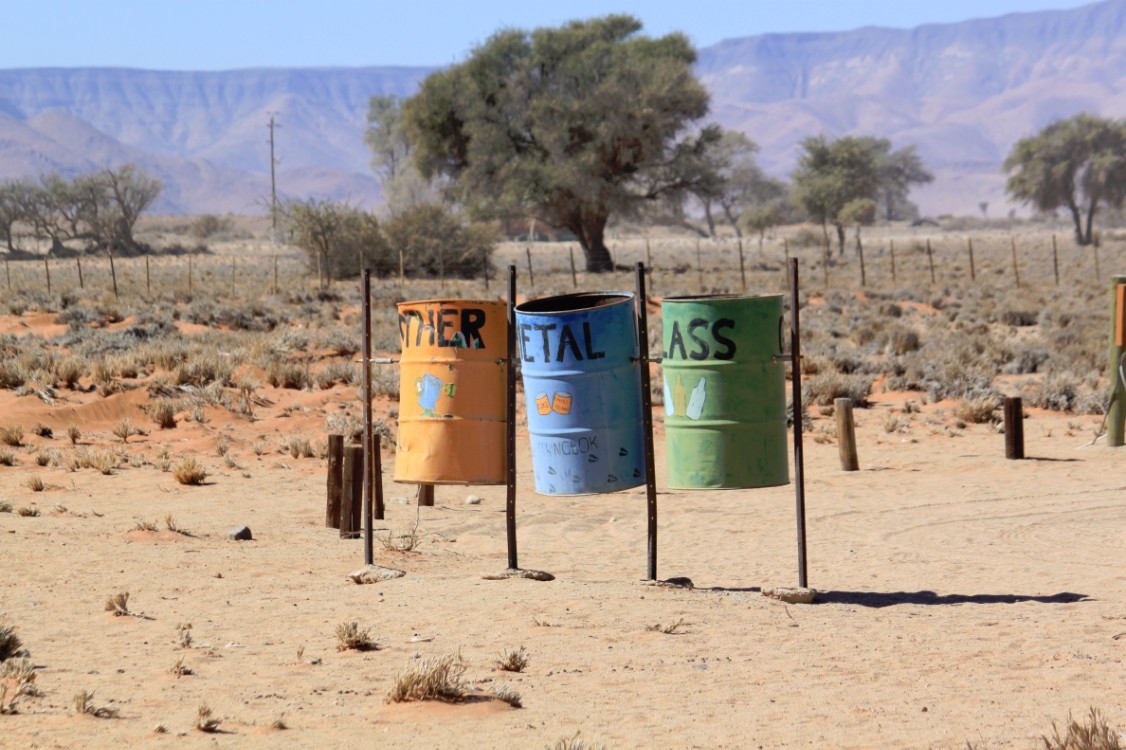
top-left (646, 617), bottom-right (688, 635)
top-left (132, 518), bottom-right (159, 532)
top-left (147, 398), bottom-right (178, 429)
top-left (493, 683), bottom-right (523, 708)
top-left (16, 505), bottom-right (39, 517)
top-left (0, 448), bottom-right (15, 466)
top-left (112, 417), bottom-right (138, 443)
top-left (270, 713), bottom-right (288, 730)
top-left (195, 703), bottom-right (222, 732)
top-left (495, 646), bottom-right (529, 673)
top-left (104, 591), bottom-right (131, 616)
top-left (177, 623), bottom-right (193, 649)
top-left (86, 450), bottom-right (117, 475)
top-left (172, 457), bottom-right (207, 485)
top-left (547, 733), bottom-right (605, 750)
top-left (955, 396), bottom-right (1000, 425)
top-left (0, 425), bottom-right (23, 447)
top-left (0, 500), bottom-right (11, 513)
top-left (165, 514), bottom-right (192, 536)
top-left (169, 656), bottom-right (192, 677)
top-left (335, 621), bottom-right (376, 652)
top-left (1041, 708), bottom-right (1122, 750)
top-left (0, 624), bottom-right (22, 661)
top-left (281, 435), bottom-right (313, 458)
top-left (66, 423), bottom-right (81, 445)
top-left (386, 652), bottom-right (469, 703)
top-left (25, 475), bottom-right (44, 492)
top-left (72, 689), bottom-right (119, 718)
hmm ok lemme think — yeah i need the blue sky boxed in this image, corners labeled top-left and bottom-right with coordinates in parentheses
top-left (0, 0), bottom-right (1101, 70)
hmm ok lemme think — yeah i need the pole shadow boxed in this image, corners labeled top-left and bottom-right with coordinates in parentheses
top-left (815, 590), bottom-right (1089, 608)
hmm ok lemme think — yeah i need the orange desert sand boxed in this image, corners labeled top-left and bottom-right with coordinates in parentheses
top-left (1, 311), bottom-right (1124, 750)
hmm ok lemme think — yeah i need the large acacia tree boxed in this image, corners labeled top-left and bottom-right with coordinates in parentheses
top-left (402, 15), bottom-right (719, 272)
top-left (1004, 113), bottom-right (1126, 246)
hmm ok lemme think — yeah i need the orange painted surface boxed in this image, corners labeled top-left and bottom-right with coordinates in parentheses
top-left (394, 299), bottom-right (508, 485)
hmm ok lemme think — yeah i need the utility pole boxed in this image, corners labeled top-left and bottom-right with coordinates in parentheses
top-left (268, 113), bottom-right (280, 239)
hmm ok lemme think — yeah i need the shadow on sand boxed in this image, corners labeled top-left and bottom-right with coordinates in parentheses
top-left (815, 590), bottom-right (1089, 608)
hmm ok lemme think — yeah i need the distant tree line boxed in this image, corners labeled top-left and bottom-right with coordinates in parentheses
top-left (0, 165), bottom-right (162, 256)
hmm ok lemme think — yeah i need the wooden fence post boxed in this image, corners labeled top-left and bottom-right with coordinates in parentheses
top-left (76, 257), bottom-right (83, 289)
top-left (696, 239), bottom-right (704, 293)
top-left (525, 246), bottom-right (534, 290)
top-left (926, 238), bottom-right (936, 284)
top-left (738, 237), bottom-right (747, 292)
top-left (107, 248), bottom-right (118, 299)
top-left (326, 434), bottom-right (344, 528)
top-left (1051, 234), bottom-right (1060, 286)
top-left (188, 255), bottom-right (193, 295)
top-left (340, 445), bottom-right (363, 537)
top-left (273, 254), bottom-right (279, 295)
top-left (835, 398), bottom-right (859, 471)
top-left (1003, 397), bottom-right (1024, 460)
top-left (1010, 236), bottom-right (1021, 287)
top-left (5, 259), bottom-right (10, 291)
top-left (645, 239), bottom-right (653, 290)
top-left (889, 239), bottom-right (897, 283)
top-left (856, 234), bottom-right (866, 287)
top-left (569, 245), bottom-right (577, 289)
top-left (44, 257), bottom-right (51, 294)
top-left (145, 255), bottom-right (151, 295)
top-left (967, 237), bottom-right (976, 281)
top-left (418, 484), bottom-right (434, 507)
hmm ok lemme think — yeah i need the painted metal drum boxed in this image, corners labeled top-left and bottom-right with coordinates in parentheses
top-left (516, 293), bottom-right (646, 495)
top-left (661, 294), bottom-right (788, 489)
top-left (395, 299), bottom-right (507, 485)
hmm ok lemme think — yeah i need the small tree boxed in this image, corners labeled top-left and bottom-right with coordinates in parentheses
top-left (792, 135), bottom-right (880, 255)
top-left (1004, 113), bottom-right (1126, 246)
top-left (838, 197), bottom-right (877, 245)
top-left (382, 203), bottom-right (496, 279)
top-left (739, 201), bottom-right (786, 252)
top-left (281, 199), bottom-right (392, 283)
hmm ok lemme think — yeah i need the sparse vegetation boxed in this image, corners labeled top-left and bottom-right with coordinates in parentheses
top-left (104, 591), bottom-right (131, 616)
top-left (1040, 707), bottom-right (1122, 750)
top-left (25, 475), bottom-right (44, 492)
top-left (386, 652), bottom-right (468, 703)
top-left (646, 617), bottom-right (688, 635)
top-left (335, 621), bottom-right (376, 652)
top-left (493, 683), bottom-right (523, 708)
top-left (113, 417), bottom-right (139, 443)
top-left (72, 689), bottom-right (119, 718)
top-left (0, 425), bottom-right (23, 447)
top-left (147, 398), bottom-right (178, 428)
top-left (0, 624), bottom-right (22, 661)
top-left (66, 424), bottom-right (81, 445)
top-left (495, 646), bottom-right (529, 673)
top-left (172, 457), bottom-right (207, 485)
top-left (194, 702), bottom-right (221, 732)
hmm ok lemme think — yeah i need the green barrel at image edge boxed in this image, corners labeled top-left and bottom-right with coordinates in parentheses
top-left (661, 294), bottom-right (789, 489)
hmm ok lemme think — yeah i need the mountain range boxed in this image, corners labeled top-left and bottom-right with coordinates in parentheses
top-left (0, 0), bottom-right (1124, 217)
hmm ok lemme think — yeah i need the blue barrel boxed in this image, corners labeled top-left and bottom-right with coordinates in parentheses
top-left (515, 293), bottom-right (646, 495)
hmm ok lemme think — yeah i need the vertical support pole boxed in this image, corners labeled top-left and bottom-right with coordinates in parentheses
top-left (145, 255), bottom-right (150, 296)
top-left (188, 255), bottom-right (193, 296)
top-left (835, 398), bottom-right (858, 471)
top-left (482, 246), bottom-right (490, 291)
top-left (506, 264), bottom-right (518, 570)
top-left (230, 257), bottom-right (235, 298)
top-left (820, 238), bottom-right (829, 287)
top-left (5, 259), bottom-right (11, 290)
top-left (926, 238), bottom-right (936, 284)
top-left (107, 248), bottom-right (118, 300)
top-left (967, 237), bottom-right (976, 281)
top-left (44, 257), bottom-right (51, 294)
top-left (738, 237), bottom-right (747, 292)
top-left (696, 239), bottom-right (703, 293)
top-left (76, 257), bottom-right (83, 289)
top-left (439, 246), bottom-right (445, 290)
top-left (645, 239), bottom-right (653, 290)
top-left (784, 237), bottom-right (790, 264)
top-left (1051, 235), bottom-right (1060, 286)
top-left (856, 234), bottom-right (866, 287)
top-left (326, 434), bottom-right (344, 528)
top-left (1010, 236), bottom-right (1021, 287)
top-left (1003, 397), bottom-right (1024, 460)
top-left (889, 239), bottom-right (897, 283)
top-left (340, 446), bottom-right (363, 538)
top-left (418, 484), bottom-right (434, 507)
top-left (635, 262), bottom-right (659, 582)
top-left (398, 248), bottom-right (405, 289)
top-left (525, 246), bottom-right (534, 291)
top-left (273, 254), bottom-right (279, 295)
top-left (1107, 276), bottom-right (1126, 447)
top-left (361, 269), bottom-right (374, 565)
top-left (788, 258), bottom-right (809, 589)
top-left (1094, 241), bottom-right (1102, 283)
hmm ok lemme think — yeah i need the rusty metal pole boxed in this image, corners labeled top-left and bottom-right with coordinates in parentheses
top-left (506, 265), bottom-right (518, 570)
top-left (361, 269), bottom-right (374, 565)
top-left (789, 258), bottom-right (808, 589)
top-left (636, 262), bottom-right (659, 581)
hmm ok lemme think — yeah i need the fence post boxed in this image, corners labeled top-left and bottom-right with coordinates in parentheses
top-left (1010, 236), bottom-right (1021, 287)
top-left (1051, 235), bottom-right (1060, 286)
top-left (1003, 397), bottom-right (1024, 459)
top-left (145, 256), bottom-right (150, 295)
top-left (326, 434), bottom-right (344, 528)
top-left (738, 237), bottom-right (747, 292)
top-left (525, 246), bottom-right (534, 291)
top-left (926, 238), bottom-right (935, 284)
top-left (107, 248), bottom-right (118, 300)
top-left (856, 234), bottom-right (866, 287)
top-left (696, 239), bottom-right (704, 293)
top-left (835, 398), bottom-right (859, 471)
top-left (889, 239), bottom-right (897, 283)
top-left (967, 237), bottom-right (976, 281)
top-left (569, 245), bottom-right (577, 289)
top-left (44, 257), bottom-right (51, 294)
top-left (76, 257), bottom-right (83, 290)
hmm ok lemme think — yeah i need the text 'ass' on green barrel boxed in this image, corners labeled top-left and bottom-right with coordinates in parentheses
top-left (515, 292), bottom-right (646, 495)
top-left (661, 294), bottom-right (788, 489)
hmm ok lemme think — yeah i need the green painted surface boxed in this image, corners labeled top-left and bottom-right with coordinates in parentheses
top-left (661, 294), bottom-right (789, 489)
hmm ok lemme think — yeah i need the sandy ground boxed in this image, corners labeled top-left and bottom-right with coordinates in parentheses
top-left (2, 332), bottom-right (1125, 748)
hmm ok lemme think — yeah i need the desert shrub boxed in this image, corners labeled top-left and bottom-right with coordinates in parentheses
top-left (386, 653), bottom-right (468, 703)
top-left (494, 646), bottom-right (529, 673)
top-left (104, 592), bottom-right (131, 616)
top-left (282, 435), bottom-right (314, 459)
top-left (999, 309), bottom-right (1038, 327)
top-left (316, 360), bottom-right (356, 389)
top-left (0, 425), bottom-right (23, 447)
top-left (265, 360), bottom-right (310, 390)
top-left (72, 689), bottom-right (118, 718)
top-left (172, 457), bottom-right (207, 485)
top-left (282, 198), bottom-right (393, 281)
top-left (1003, 345), bottom-right (1050, 375)
top-left (190, 214), bottom-right (232, 239)
top-left (86, 450), bottom-right (117, 475)
top-left (954, 396), bottom-right (1000, 424)
top-left (0, 449), bottom-right (16, 466)
top-left (1029, 374), bottom-right (1084, 413)
top-left (195, 703), bottom-right (221, 732)
top-left (148, 398), bottom-right (178, 428)
top-left (112, 417), bottom-right (138, 443)
top-left (25, 475), bottom-right (44, 492)
top-left (805, 372), bottom-right (873, 407)
top-left (493, 684), bottom-right (523, 708)
top-left (1041, 707), bottom-right (1122, 750)
top-left (335, 621), bottom-right (377, 652)
top-left (880, 328), bottom-right (921, 355)
top-left (174, 355), bottom-right (233, 387)
top-left (0, 624), bottom-right (22, 661)
top-left (382, 203), bottom-right (497, 280)
top-left (52, 356), bottom-right (85, 388)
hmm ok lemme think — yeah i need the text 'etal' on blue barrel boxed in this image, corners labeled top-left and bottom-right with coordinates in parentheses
top-left (515, 292), bottom-right (646, 496)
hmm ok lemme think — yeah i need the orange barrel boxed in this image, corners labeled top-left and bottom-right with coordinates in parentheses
top-left (394, 298), bottom-right (508, 485)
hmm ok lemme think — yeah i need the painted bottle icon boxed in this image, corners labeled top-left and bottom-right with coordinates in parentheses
top-left (536, 393), bottom-right (552, 415)
top-left (418, 373), bottom-right (444, 413)
top-left (552, 392), bottom-right (572, 415)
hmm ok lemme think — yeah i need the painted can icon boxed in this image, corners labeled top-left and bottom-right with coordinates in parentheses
top-left (535, 393), bottom-right (552, 415)
top-left (552, 392), bottom-right (572, 415)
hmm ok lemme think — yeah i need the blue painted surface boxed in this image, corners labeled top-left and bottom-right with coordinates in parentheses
top-left (516, 293), bottom-right (646, 496)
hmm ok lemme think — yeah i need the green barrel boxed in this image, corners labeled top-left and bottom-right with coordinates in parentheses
top-left (661, 294), bottom-right (788, 489)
